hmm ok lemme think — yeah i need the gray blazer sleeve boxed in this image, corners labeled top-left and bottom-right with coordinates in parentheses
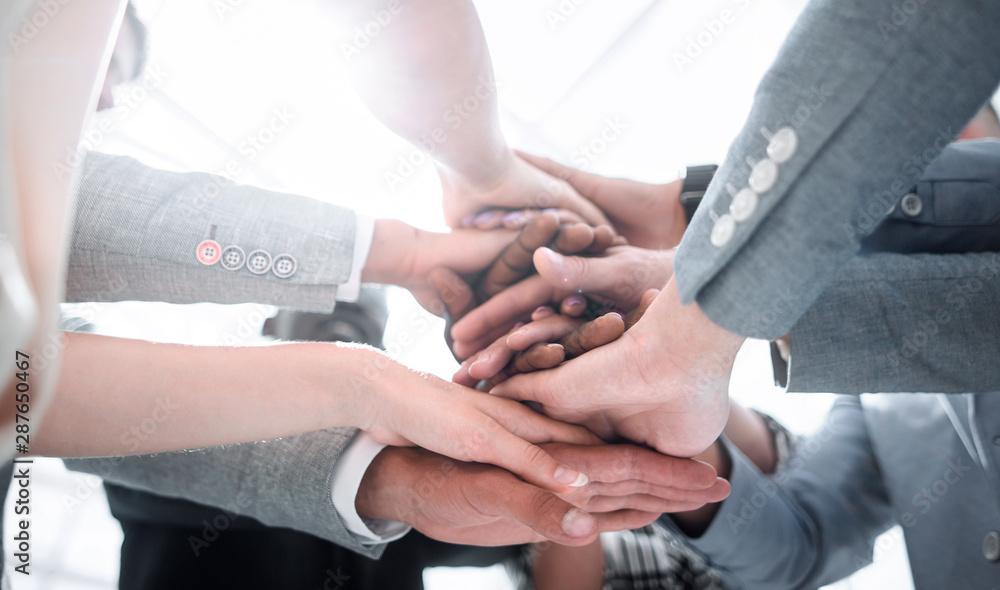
top-left (659, 397), bottom-right (893, 589)
top-left (67, 151), bottom-right (357, 311)
top-left (63, 152), bottom-right (381, 557)
top-left (64, 429), bottom-right (385, 559)
top-left (787, 251), bottom-right (1000, 394)
top-left (673, 0), bottom-right (1000, 339)
top-left (786, 140), bottom-right (1000, 393)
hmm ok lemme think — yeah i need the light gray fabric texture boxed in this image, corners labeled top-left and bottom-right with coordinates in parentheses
top-left (674, 0), bottom-right (1000, 339)
top-left (67, 151), bottom-right (357, 311)
top-left (63, 151), bottom-right (379, 557)
top-left (64, 430), bottom-right (382, 558)
top-left (660, 394), bottom-right (1000, 590)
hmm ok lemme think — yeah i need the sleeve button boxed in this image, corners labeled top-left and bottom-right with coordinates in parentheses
top-left (246, 250), bottom-right (273, 275)
top-left (749, 159), bottom-right (779, 194)
top-left (766, 127), bottom-right (799, 164)
top-left (900, 193), bottom-right (923, 217)
top-left (195, 240), bottom-right (222, 266)
top-left (710, 214), bottom-right (737, 247)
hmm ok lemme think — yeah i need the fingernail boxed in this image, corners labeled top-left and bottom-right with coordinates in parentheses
top-left (561, 509), bottom-right (596, 538)
top-left (502, 211), bottom-right (525, 225)
top-left (536, 247), bottom-right (565, 271)
top-left (461, 213), bottom-right (477, 226)
top-left (473, 211), bottom-right (497, 225)
top-left (554, 465), bottom-right (588, 487)
top-left (532, 306), bottom-right (554, 320)
top-left (543, 208), bottom-right (558, 214)
top-left (469, 353), bottom-right (490, 369)
top-left (566, 295), bottom-right (586, 308)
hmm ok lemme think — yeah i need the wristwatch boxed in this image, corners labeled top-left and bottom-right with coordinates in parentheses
top-left (678, 164), bottom-right (719, 225)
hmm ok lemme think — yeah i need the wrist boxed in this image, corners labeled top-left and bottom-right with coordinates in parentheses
top-left (355, 446), bottom-right (404, 522)
top-left (362, 219), bottom-right (421, 287)
top-left (660, 179), bottom-right (685, 247)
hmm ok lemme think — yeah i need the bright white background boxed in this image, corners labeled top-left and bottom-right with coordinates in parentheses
top-left (5, 0), bottom-right (914, 588)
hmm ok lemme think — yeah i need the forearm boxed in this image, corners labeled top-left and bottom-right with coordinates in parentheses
top-left (340, 0), bottom-right (509, 187)
top-left (36, 331), bottom-right (382, 456)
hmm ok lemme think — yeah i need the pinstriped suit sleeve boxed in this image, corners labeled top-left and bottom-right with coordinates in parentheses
top-left (63, 152), bottom-right (382, 556)
top-left (674, 0), bottom-right (1000, 339)
top-left (64, 429), bottom-right (384, 558)
top-left (67, 151), bottom-right (357, 311)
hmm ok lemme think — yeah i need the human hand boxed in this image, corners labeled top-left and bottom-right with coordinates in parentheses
top-left (356, 441), bottom-right (730, 547)
top-left (454, 306), bottom-right (625, 390)
top-left (491, 278), bottom-right (745, 458)
top-left (440, 150), bottom-right (612, 229)
top-left (422, 213), bottom-right (620, 359)
top-left (352, 353), bottom-right (601, 492)
top-left (450, 245), bottom-right (673, 357)
top-left (515, 150), bottom-right (685, 249)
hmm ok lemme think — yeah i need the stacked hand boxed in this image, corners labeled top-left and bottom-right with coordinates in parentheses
top-left (356, 441), bottom-right (730, 546)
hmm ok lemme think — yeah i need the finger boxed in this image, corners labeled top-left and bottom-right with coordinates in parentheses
top-left (429, 267), bottom-right (477, 323)
top-left (587, 225), bottom-right (616, 254)
top-left (560, 293), bottom-right (588, 317)
top-left (560, 313), bottom-right (625, 358)
top-left (624, 288), bottom-right (659, 330)
top-left (489, 368), bottom-right (553, 405)
top-left (510, 343), bottom-right (565, 373)
top-left (451, 275), bottom-right (561, 343)
top-left (550, 209), bottom-right (588, 226)
top-left (466, 324), bottom-right (526, 381)
top-left (469, 210), bottom-right (506, 229)
top-left (452, 359), bottom-right (480, 388)
top-left (579, 492), bottom-right (718, 515)
top-left (506, 315), bottom-right (585, 351)
top-left (452, 322), bottom-right (517, 362)
top-left (552, 223), bottom-right (595, 254)
top-left (546, 442), bottom-right (721, 490)
top-left (531, 305), bottom-right (555, 321)
top-left (484, 344), bottom-right (565, 390)
top-left (478, 212), bottom-right (560, 300)
top-left (535, 247), bottom-right (601, 294)
top-left (591, 510), bottom-right (661, 533)
top-left (483, 478), bottom-right (599, 545)
top-left (514, 150), bottom-right (606, 201)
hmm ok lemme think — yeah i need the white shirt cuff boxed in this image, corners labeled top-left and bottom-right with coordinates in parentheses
top-left (336, 215), bottom-right (375, 303)
top-left (330, 433), bottom-right (411, 544)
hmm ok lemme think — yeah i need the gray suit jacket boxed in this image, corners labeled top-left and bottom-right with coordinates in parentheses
top-left (674, 0), bottom-right (1000, 340)
top-left (662, 394), bottom-right (1000, 590)
top-left (63, 151), bottom-right (382, 558)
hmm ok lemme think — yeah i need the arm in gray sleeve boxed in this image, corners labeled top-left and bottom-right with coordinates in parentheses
top-left (67, 151), bottom-right (358, 311)
top-left (788, 251), bottom-right (1000, 394)
top-left (64, 428), bottom-right (384, 559)
top-left (659, 397), bottom-right (893, 588)
top-left (674, 0), bottom-right (1000, 339)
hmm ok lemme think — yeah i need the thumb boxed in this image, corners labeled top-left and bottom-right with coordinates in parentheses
top-left (488, 480), bottom-right (599, 545)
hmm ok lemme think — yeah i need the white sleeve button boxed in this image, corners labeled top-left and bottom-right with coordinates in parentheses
top-left (766, 127), bottom-right (798, 164)
top-left (749, 159), bottom-right (779, 194)
top-left (730, 189), bottom-right (759, 222)
top-left (710, 214), bottom-right (737, 247)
